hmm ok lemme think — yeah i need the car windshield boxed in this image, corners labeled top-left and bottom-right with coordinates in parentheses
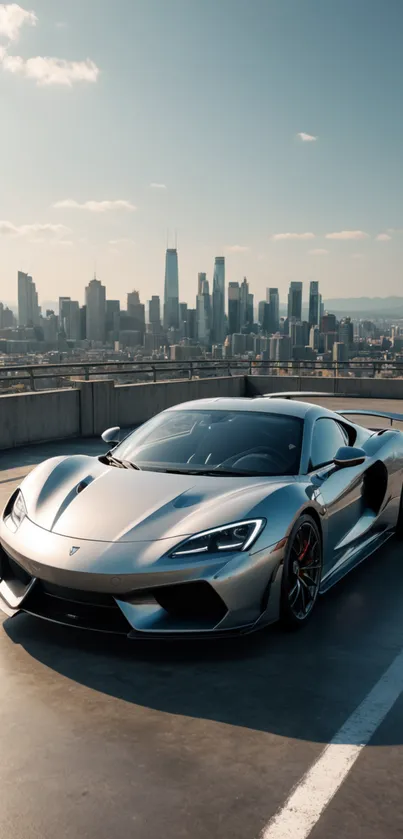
top-left (113, 410), bottom-right (303, 476)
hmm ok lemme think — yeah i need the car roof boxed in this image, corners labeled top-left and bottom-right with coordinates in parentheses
top-left (166, 396), bottom-right (341, 421)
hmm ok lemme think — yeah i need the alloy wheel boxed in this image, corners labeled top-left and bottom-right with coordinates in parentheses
top-left (287, 520), bottom-right (322, 620)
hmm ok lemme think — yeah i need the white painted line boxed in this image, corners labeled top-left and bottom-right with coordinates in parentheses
top-left (261, 646), bottom-right (403, 839)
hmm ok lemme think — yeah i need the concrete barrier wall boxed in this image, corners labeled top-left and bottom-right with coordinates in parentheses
top-left (0, 388), bottom-right (80, 449)
top-left (2, 374), bottom-right (403, 450)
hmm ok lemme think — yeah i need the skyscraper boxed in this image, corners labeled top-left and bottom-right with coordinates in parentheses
top-left (247, 293), bottom-right (254, 327)
top-left (287, 282), bottom-right (303, 321)
top-left (58, 297), bottom-right (80, 340)
top-left (127, 290), bottom-right (145, 341)
top-left (240, 277), bottom-right (249, 329)
top-left (308, 281), bottom-right (320, 327)
top-left (85, 277), bottom-right (106, 343)
top-left (321, 312), bottom-right (337, 333)
top-left (164, 248), bottom-right (179, 329)
top-left (197, 278), bottom-right (211, 344)
top-left (65, 301), bottom-right (81, 340)
top-left (148, 295), bottom-right (161, 331)
top-left (187, 308), bottom-right (197, 341)
top-left (0, 304), bottom-right (15, 328)
top-left (228, 282), bottom-right (241, 334)
top-left (179, 302), bottom-right (188, 337)
top-left (258, 301), bottom-right (271, 333)
top-left (197, 272), bottom-right (206, 297)
top-left (339, 317), bottom-right (354, 348)
top-left (41, 310), bottom-right (58, 343)
top-left (309, 325), bottom-right (320, 350)
top-left (59, 297), bottom-right (71, 325)
top-left (270, 335), bottom-right (292, 362)
top-left (106, 300), bottom-right (120, 342)
top-left (18, 271), bottom-right (40, 327)
top-left (212, 256), bottom-right (225, 343)
top-left (266, 288), bottom-right (280, 333)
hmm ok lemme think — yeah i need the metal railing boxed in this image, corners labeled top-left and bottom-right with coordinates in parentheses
top-left (0, 358), bottom-right (401, 392)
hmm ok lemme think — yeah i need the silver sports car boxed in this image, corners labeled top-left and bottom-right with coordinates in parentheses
top-left (1, 395), bottom-right (403, 638)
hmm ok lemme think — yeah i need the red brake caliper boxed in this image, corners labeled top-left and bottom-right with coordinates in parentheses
top-left (298, 540), bottom-right (310, 564)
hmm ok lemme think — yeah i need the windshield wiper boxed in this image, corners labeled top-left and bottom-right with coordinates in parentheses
top-left (142, 467), bottom-right (261, 477)
top-left (190, 469), bottom-right (265, 477)
top-left (101, 453), bottom-right (141, 470)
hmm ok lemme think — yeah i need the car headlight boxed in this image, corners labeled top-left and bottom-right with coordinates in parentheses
top-left (8, 490), bottom-right (27, 531)
top-left (170, 519), bottom-right (265, 557)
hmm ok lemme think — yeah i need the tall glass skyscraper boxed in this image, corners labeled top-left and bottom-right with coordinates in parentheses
top-left (212, 256), bottom-right (225, 343)
top-left (196, 278), bottom-right (211, 345)
top-left (266, 288), bottom-right (280, 333)
top-left (197, 272), bottom-right (206, 298)
top-left (163, 248), bottom-right (179, 329)
top-left (287, 281), bottom-right (303, 321)
top-left (308, 281), bottom-right (320, 326)
top-left (228, 282), bottom-right (241, 334)
top-left (240, 277), bottom-right (249, 329)
top-left (18, 271), bottom-right (40, 327)
top-left (85, 277), bottom-right (106, 343)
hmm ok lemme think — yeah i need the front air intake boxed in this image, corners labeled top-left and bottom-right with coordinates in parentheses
top-left (153, 581), bottom-right (227, 623)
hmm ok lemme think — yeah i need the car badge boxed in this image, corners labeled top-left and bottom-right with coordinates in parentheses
top-left (69, 546), bottom-right (80, 556)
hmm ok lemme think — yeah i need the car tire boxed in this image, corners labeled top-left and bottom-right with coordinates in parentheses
top-left (280, 514), bottom-right (322, 630)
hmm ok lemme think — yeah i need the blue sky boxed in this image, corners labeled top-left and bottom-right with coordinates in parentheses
top-left (1, 0), bottom-right (402, 308)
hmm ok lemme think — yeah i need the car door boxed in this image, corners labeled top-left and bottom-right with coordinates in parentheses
top-left (309, 418), bottom-right (365, 573)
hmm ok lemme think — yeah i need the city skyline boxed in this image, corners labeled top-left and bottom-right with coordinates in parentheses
top-left (3, 254), bottom-right (403, 368)
top-left (1, 0), bottom-right (402, 306)
top-left (13, 254), bottom-right (325, 326)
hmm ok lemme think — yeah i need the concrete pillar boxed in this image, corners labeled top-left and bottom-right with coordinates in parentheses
top-left (72, 380), bottom-right (117, 437)
top-left (92, 379), bottom-right (117, 436)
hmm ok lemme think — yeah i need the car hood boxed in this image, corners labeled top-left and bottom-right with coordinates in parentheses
top-left (19, 455), bottom-right (292, 543)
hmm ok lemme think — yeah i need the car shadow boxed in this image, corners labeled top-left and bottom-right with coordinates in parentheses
top-left (4, 538), bottom-right (403, 747)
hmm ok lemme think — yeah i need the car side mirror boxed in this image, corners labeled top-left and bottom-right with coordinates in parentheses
top-left (334, 446), bottom-right (367, 468)
top-left (101, 427), bottom-right (121, 445)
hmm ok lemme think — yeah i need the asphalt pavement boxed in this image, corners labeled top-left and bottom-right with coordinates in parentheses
top-left (1, 398), bottom-right (403, 839)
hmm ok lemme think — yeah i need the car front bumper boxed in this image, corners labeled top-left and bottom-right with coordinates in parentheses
top-left (0, 517), bottom-right (285, 638)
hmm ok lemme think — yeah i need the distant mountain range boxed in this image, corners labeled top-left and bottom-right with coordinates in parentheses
top-left (322, 297), bottom-right (403, 317)
top-left (275, 297), bottom-right (403, 319)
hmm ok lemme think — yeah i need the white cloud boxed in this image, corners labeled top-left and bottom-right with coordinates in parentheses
top-left (0, 4), bottom-right (99, 87)
top-left (376, 233), bottom-right (392, 242)
top-left (1, 53), bottom-right (99, 85)
top-left (149, 182), bottom-right (167, 189)
top-left (0, 220), bottom-right (71, 241)
top-left (308, 248), bottom-right (328, 256)
top-left (0, 3), bottom-right (36, 41)
top-left (297, 132), bottom-right (317, 142)
top-left (271, 232), bottom-right (315, 241)
top-left (226, 244), bottom-right (249, 253)
top-left (108, 238), bottom-right (135, 246)
top-left (325, 230), bottom-right (369, 240)
top-left (55, 21), bottom-right (68, 29)
top-left (351, 252), bottom-right (365, 259)
top-left (54, 199), bottom-right (136, 213)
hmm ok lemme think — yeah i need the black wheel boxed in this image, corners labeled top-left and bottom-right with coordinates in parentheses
top-left (395, 487), bottom-right (403, 540)
top-left (280, 514), bottom-right (322, 629)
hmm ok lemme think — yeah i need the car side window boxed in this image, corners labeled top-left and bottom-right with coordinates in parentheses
top-left (310, 419), bottom-right (349, 470)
